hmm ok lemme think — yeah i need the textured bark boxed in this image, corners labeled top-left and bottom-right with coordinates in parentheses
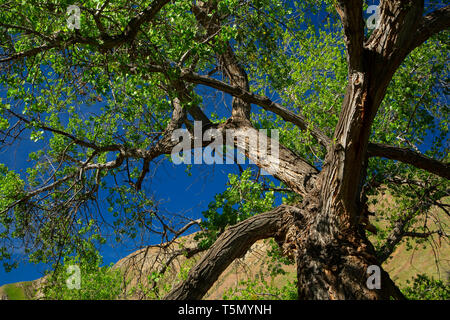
top-left (163, 1), bottom-right (448, 301)
top-left (3, 0), bottom-right (448, 301)
top-left (294, 189), bottom-right (405, 300)
top-left (334, 0), bottom-right (365, 73)
top-left (222, 122), bottom-right (319, 195)
top-left (164, 205), bottom-right (301, 300)
top-left (368, 143), bottom-right (450, 180)
top-left (412, 5), bottom-right (450, 50)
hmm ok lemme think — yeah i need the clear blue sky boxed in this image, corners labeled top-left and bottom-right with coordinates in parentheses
top-left (0, 135), bottom-right (243, 285)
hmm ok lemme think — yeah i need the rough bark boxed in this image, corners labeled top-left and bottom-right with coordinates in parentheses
top-left (2, 0), bottom-right (448, 301)
top-left (294, 189), bottom-right (405, 299)
top-left (164, 1), bottom-right (448, 301)
top-left (222, 121), bottom-right (319, 195)
top-left (368, 143), bottom-right (450, 180)
top-left (164, 205), bottom-right (301, 300)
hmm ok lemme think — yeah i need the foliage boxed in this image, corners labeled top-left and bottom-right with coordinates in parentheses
top-left (402, 274), bottom-right (450, 300)
top-left (195, 168), bottom-right (275, 249)
top-left (41, 220), bottom-right (123, 300)
top-left (266, 239), bottom-right (294, 277)
top-left (42, 251), bottom-right (123, 300)
top-left (223, 271), bottom-right (297, 300)
top-left (129, 255), bottom-right (195, 300)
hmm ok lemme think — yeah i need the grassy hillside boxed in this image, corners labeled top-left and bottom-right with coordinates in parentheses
top-left (370, 194), bottom-right (449, 287)
top-left (0, 281), bottom-right (35, 300)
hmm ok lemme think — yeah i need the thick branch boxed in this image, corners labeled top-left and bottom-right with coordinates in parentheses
top-left (120, 0), bottom-right (171, 43)
top-left (180, 70), bottom-right (331, 147)
top-left (411, 5), bottom-right (450, 53)
top-left (364, 0), bottom-right (425, 98)
top-left (192, 1), bottom-right (251, 121)
top-left (334, 0), bottom-right (364, 73)
top-left (320, 1), bottom-right (445, 228)
top-left (368, 143), bottom-right (450, 180)
top-left (224, 123), bottom-right (319, 195)
top-left (122, 67), bottom-right (324, 192)
top-left (164, 205), bottom-right (301, 300)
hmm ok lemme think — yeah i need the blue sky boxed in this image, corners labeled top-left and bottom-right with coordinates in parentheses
top-left (0, 80), bottom-right (279, 286)
top-left (0, 137), bottom-right (244, 285)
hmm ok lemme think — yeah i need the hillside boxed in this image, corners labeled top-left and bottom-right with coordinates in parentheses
top-left (1, 231), bottom-right (448, 300)
top-left (1, 194), bottom-right (448, 300)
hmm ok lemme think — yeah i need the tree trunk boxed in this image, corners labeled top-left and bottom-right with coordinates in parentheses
top-left (161, 1), bottom-right (449, 301)
top-left (1, 0), bottom-right (448, 302)
top-left (291, 1), bottom-right (428, 298)
top-left (291, 63), bottom-right (403, 300)
top-left (294, 192), bottom-right (404, 299)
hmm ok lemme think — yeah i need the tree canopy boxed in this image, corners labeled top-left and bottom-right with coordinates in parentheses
top-left (0, 0), bottom-right (448, 299)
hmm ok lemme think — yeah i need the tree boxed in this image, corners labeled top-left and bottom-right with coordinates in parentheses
top-left (0, 0), bottom-right (449, 300)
